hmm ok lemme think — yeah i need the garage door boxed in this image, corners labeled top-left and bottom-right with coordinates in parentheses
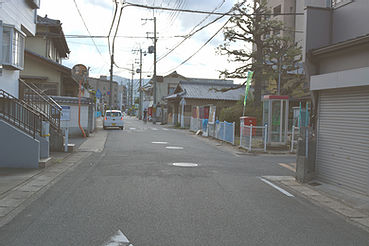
top-left (316, 86), bottom-right (369, 195)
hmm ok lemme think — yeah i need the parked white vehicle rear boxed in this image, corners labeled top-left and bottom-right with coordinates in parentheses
top-left (103, 110), bottom-right (124, 130)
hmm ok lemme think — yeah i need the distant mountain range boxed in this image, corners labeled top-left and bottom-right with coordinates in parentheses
top-left (112, 75), bottom-right (150, 97)
top-left (112, 75), bottom-right (150, 87)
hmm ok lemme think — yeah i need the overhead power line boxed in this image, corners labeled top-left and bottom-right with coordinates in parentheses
top-left (63, 34), bottom-right (184, 39)
top-left (187, 0), bottom-right (225, 33)
top-left (72, 0), bottom-right (105, 58)
top-left (108, 0), bottom-right (119, 57)
top-left (157, 4), bottom-right (230, 63)
top-left (124, 2), bottom-right (304, 16)
top-left (112, 4), bottom-right (125, 68)
top-left (165, 18), bottom-right (231, 74)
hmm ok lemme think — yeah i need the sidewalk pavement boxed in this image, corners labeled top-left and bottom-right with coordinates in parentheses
top-left (0, 121), bottom-right (107, 228)
top-left (263, 176), bottom-right (369, 232)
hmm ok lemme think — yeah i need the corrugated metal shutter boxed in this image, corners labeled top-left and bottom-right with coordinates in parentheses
top-left (316, 86), bottom-right (369, 195)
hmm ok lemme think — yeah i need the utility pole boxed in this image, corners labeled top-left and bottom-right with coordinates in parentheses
top-left (153, 16), bottom-right (157, 124)
top-left (142, 17), bottom-right (158, 124)
top-left (109, 54), bottom-right (113, 109)
top-left (132, 48), bottom-right (144, 120)
top-left (138, 49), bottom-right (143, 120)
top-left (131, 63), bottom-right (134, 107)
top-left (127, 81), bottom-right (131, 107)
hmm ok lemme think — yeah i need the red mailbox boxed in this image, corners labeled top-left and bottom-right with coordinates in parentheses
top-left (148, 107), bottom-right (152, 117)
top-left (241, 116), bottom-right (257, 136)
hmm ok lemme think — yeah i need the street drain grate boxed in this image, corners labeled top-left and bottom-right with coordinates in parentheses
top-left (172, 163), bottom-right (198, 167)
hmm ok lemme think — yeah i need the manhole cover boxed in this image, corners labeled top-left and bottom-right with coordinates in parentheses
top-left (166, 146), bottom-right (184, 150)
top-left (152, 141), bottom-right (168, 144)
top-left (172, 163), bottom-right (198, 167)
top-left (309, 182), bottom-right (321, 187)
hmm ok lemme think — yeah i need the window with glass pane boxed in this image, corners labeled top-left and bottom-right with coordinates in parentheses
top-left (273, 5), bottom-right (281, 16)
top-left (12, 31), bottom-right (25, 68)
top-left (331, 0), bottom-right (346, 7)
top-left (2, 27), bottom-right (25, 69)
top-left (168, 87), bottom-right (175, 95)
top-left (2, 28), bottom-right (11, 64)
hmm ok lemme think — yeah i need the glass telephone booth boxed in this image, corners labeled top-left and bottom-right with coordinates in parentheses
top-left (262, 95), bottom-right (289, 145)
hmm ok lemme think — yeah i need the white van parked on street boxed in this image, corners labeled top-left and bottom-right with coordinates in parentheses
top-left (103, 110), bottom-right (124, 130)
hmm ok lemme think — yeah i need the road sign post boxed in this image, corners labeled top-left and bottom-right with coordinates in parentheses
top-left (61, 105), bottom-right (71, 152)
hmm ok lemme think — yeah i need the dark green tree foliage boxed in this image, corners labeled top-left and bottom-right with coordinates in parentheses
top-left (218, 0), bottom-right (306, 103)
top-left (218, 0), bottom-right (281, 105)
top-left (267, 36), bottom-right (306, 97)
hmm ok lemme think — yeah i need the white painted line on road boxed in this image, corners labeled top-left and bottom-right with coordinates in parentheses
top-left (260, 177), bottom-right (294, 197)
top-left (152, 141), bottom-right (168, 144)
top-left (151, 127), bottom-right (158, 131)
top-left (129, 128), bottom-right (136, 130)
top-left (162, 128), bottom-right (169, 131)
top-left (103, 230), bottom-right (133, 246)
top-left (166, 146), bottom-right (184, 150)
top-left (173, 162), bottom-right (198, 167)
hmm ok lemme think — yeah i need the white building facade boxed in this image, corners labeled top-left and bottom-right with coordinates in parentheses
top-left (0, 0), bottom-right (39, 98)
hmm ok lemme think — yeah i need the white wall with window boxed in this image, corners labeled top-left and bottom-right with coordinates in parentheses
top-left (0, 0), bottom-right (38, 97)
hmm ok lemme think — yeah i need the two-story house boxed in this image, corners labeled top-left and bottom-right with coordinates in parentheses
top-left (143, 71), bottom-right (188, 121)
top-left (303, 0), bottom-right (369, 195)
top-left (20, 15), bottom-right (77, 97)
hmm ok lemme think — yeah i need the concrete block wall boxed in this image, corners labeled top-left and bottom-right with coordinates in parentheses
top-left (60, 104), bottom-right (90, 136)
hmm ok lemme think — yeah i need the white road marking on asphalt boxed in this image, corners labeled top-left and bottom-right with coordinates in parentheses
top-left (103, 230), bottom-right (133, 246)
top-left (152, 141), bottom-right (168, 144)
top-left (129, 128), bottom-right (136, 130)
top-left (259, 177), bottom-right (294, 197)
top-left (166, 146), bottom-right (184, 150)
top-left (172, 162), bottom-right (198, 167)
top-left (162, 128), bottom-right (169, 131)
top-left (151, 127), bottom-right (158, 131)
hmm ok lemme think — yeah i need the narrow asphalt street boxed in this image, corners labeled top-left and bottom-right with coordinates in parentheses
top-left (0, 117), bottom-right (368, 245)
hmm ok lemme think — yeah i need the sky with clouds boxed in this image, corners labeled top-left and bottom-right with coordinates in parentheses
top-left (38, 0), bottom-right (245, 83)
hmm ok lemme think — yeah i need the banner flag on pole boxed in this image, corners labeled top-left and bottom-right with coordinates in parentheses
top-left (243, 71), bottom-right (254, 106)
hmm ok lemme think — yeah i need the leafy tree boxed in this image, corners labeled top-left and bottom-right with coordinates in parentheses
top-left (218, 0), bottom-right (281, 105)
top-left (218, 0), bottom-right (306, 104)
top-left (266, 36), bottom-right (307, 97)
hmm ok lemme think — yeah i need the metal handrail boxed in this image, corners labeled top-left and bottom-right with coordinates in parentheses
top-left (22, 80), bottom-right (62, 111)
top-left (19, 79), bottom-right (61, 132)
top-left (0, 89), bottom-right (42, 138)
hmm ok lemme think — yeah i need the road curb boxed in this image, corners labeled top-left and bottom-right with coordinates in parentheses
top-left (262, 176), bottom-right (369, 233)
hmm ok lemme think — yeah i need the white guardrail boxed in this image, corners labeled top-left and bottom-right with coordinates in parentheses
top-left (240, 121), bottom-right (267, 152)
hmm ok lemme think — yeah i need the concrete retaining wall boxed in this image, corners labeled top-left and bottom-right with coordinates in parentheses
top-left (0, 119), bottom-right (40, 168)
